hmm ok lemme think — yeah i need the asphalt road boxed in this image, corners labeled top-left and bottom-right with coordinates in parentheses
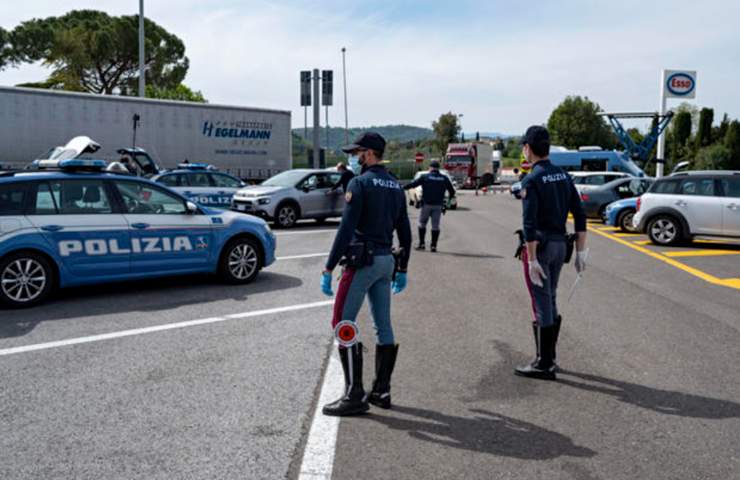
top-left (2, 193), bottom-right (739, 480)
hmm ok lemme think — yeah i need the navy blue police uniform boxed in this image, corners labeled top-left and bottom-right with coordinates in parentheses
top-left (517, 126), bottom-right (587, 380)
top-left (322, 132), bottom-right (412, 417)
top-left (404, 166), bottom-right (455, 251)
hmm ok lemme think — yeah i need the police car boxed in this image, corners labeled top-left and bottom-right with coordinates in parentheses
top-left (0, 159), bottom-right (275, 308)
top-left (152, 164), bottom-right (246, 209)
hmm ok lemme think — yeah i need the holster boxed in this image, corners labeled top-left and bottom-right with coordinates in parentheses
top-left (564, 233), bottom-right (577, 264)
top-left (391, 247), bottom-right (405, 281)
top-left (514, 229), bottom-right (526, 260)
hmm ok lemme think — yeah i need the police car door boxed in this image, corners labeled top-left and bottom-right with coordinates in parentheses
top-left (112, 180), bottom-right (213, 273)
top-left (27, 180), bottom-right (131, 278)
top-left (208, 173), bottom-right (245, 208)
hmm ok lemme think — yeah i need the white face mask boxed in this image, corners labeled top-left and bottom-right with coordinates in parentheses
top-left (348, 152), bottom-right (364, 172)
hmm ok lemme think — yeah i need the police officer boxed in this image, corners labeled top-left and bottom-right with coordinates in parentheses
top-left (515, 126), bottom-right (588, 380)
top-left (320, 132), bottom-right (412, 416)
top-left (403, 160), bottom-right (456, 252)
top-left (330, 162), bottom-right (355, 193)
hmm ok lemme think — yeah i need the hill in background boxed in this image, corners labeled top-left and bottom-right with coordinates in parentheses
top-left (292, 125), bottom-right (434, 152)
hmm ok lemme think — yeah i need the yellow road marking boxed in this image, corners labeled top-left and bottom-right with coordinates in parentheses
top-left (613, 233), bottom-right (643, 237)
top-left (633, 240), bottom-right (652, 245)
top-left (663, 250), bottom-right (740, 258)
top-left (588, 226), bottom-right (740, 291)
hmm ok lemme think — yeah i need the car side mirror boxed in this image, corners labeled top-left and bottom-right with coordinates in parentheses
top-left (186, 201), bottom-right (199, 214)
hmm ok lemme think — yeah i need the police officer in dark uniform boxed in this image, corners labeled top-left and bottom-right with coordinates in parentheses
top-left (320, 132), bottom-right (412, 416)
top-left (403, 160), bottom-right (456, 252)
top-left (515, 126), bottom-right (588, 380)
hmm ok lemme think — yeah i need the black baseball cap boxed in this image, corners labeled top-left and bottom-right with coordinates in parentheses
top-left (519, 125), bottom-right (550, 147)
top-left (342, 132), bottom-right (386, 155)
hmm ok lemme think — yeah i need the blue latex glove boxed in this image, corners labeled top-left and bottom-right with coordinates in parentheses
top-left (321, 271), bottom-right (334, 297)
top-left (391, 272), bottom-right (407, 295)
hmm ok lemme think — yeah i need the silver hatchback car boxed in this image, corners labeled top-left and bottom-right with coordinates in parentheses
top-left (231, 169), bottom-right (346, 228)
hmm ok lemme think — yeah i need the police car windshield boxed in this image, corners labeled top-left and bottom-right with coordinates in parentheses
top-left (262, 170), bottom-right (307, 187)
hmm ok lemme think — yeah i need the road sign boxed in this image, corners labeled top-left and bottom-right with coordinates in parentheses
top-left (300, 71), bottom-right (311, 106)
top-left (322, 70), bottom-right (333, 106)
top-left (415, 152), bottom-right (425, 163)
top-left (663, 70), bottom-right (697, 99)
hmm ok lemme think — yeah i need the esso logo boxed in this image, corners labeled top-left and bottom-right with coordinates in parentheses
top-left (666, 73), bottom-right (695, 96)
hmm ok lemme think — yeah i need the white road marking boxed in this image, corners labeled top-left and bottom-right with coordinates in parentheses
top-left (0, 300), bottom-right (333, 357)
top-left (298, 350), bottom-right (344, 480)
top-left (275, 229), bottom-right (336, 237)
top-left (277, 253), bottom-right (328, 261)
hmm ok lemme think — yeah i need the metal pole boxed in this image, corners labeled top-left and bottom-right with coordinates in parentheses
top-left (312, 68), bottom-right (321, 169)
top-left (325, 105), bottom-right (329, 155)
top-left (341, 47), bottom-right (349, 146)
top-left (656, 70), bottom-right (667, 178)
top-left (138, 0), bottom-right (145, 97)
top-left (304, 106), bottom-right (307, 141)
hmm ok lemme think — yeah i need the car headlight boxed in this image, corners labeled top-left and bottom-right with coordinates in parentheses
top-left (258, 198), bottom-right (271, 205)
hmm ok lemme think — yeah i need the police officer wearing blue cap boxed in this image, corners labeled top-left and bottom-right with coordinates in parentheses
top-left (320, 132), bottom-right (412, 416)
top-left (515, 126), bottom-right (588, 380)
top-left (403, 160), bottom-right (456, 252)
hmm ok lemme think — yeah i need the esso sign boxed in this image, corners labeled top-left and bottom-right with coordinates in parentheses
top-left (663, 70), bottom-right (696, 98)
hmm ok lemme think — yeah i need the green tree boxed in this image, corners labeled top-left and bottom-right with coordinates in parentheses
top-left (547, 96), bottom-right (616, 149)
top-left (670, 110), bottom-right (693, 161)
top-left (725, 120), bottom-right (740, 170)
top-left (694, 144), bottom-right (731, 170)
top-left (0, 27), bottom-right (11, 70)
top-left (714, 113), bottom-right (730, 143)
top-left (146, 84), bottom-right (206, 102)
top-left (9, 10), bottom-right (189, 95)
top-left (695, 107), bottom-right (714, 149)
top-left (432, 112), bottom-right (461, 153)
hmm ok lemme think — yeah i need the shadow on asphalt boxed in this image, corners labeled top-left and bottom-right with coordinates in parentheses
top-left (367, 405), bottom-right (596, 460)
top-left (431, 251), bottom-right (504, 260)
top-left (558, 371), bottom-right (740, 419)
top-left (0, 271), bottom-right (303, 338)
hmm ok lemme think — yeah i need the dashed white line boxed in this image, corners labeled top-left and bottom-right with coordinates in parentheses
top-left (298, 350), bottom-right (344, 480)
top-left (0, 300), bottom-right (333, 356)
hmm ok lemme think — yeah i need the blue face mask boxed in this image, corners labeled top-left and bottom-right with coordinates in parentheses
top-left (348, 154), bottom-right (361, 172)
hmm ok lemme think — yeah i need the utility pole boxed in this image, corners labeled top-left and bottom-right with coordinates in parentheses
top-left (341, 47), bottom-right (349, 146)
top-left (138, 0), bottom-right (145, 97)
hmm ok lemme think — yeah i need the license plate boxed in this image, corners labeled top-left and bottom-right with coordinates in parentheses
top-left (237, 204), bottom-right (247, 211)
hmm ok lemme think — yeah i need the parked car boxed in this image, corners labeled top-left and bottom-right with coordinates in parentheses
top-left (231, 169), bottom-right (346, 228)
top-left (604, 198), bottom-right (640, 232)
top-left (152, 164), bottom-right (246, 209)
top-left (571, 171), bottom-right (631, 190)
top-left (580, 177), bottom-right (653, 219)
top-left (406, 169), bottom-right (458, 210)
top-left (633, 171), bottom-right (740, 246)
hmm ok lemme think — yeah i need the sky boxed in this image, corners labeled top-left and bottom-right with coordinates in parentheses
top-left (2, 0), bottom-right (739, 135)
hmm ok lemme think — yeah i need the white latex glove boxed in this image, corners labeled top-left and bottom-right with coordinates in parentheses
top-left (575, 248), bottom-right (589, 274)
top-left (528, 260), bottom-right (547, 288)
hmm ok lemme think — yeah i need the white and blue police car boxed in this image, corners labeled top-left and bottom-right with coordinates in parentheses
top-left (151, 163), bottom-right (246, 209)
top-left (0, 159), bottom-right (276, 308)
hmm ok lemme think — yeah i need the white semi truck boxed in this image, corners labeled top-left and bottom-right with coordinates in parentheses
top-left (443, 142), bottom-right (497, 189)
top-left (0, 86), bottom-right (291, 180)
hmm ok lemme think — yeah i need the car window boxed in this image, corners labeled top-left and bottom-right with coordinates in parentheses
top-left (315, 174), bottom-right (333, 189)
top-left (328, 173), bottom-right (342, 185)
top-left (720, 178), bottom-right (740, 198)
top-left (189, 173), bottom-right (212, 187)
top-left (629, 179), bottom-right (650, 195)
top-left (33, 182), bottom-right (58, 215)
top-left (115, 181), bottom-right (187, 214)
top-left (302, 175), bottom-right (318, 189)
top-left (651, 179), bottom-right (680, 194)
top-left (584, 175), bottom-right (605, 185)
top-left (158, 174), bottom-right (182, 187)
top-left (679, 178), bottom-right (715, 196)
top-left (210, 173), bottom-right (242, 188)
top-left (0, 183), bottom-right (27, 216)
top-left (51, 180), bottom-right (113, 214)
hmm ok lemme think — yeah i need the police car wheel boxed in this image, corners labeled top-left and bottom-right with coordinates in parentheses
top-left (647, 215), bottom-right (682, 246)
top-left (0, 252), bottom-right (55, 308)
top-left (275, 204), bottom-right (298, 229)
top-left (220, 238), bottom-right (262, 284)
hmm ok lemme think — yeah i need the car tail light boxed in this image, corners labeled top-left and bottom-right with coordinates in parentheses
top-left (636, 197), bottom-right (641, 212)
top-left (580, 193), bottom-right (590, 201)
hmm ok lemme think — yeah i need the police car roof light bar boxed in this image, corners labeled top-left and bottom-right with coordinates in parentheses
top-left (177, 163), bottom-right (216, 170)
top-left (35, 158), bottom-right (108, 171)
top-left (600, 111), bottom-right (674, 167)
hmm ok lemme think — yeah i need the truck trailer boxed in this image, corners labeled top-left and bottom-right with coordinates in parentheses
top-left (0, 86), bottom-right (291, 180)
